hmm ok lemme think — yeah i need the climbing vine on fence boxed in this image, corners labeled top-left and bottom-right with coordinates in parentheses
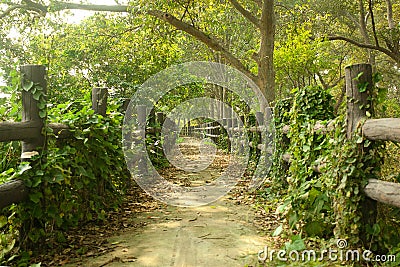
top-left (1, 91), bottom-right (130, 265)
top-left (273, 86), bottom-right (336, 239)
top-left (270, 84), bottom-right (388, 253)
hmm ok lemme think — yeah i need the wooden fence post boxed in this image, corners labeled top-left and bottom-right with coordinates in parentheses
top-left (121, 98), bottom-right (130, 112)
top-left (255, 111), bottom-right (264, 155)
top-left (21, 65), bottom-right (47, 159)
top-left (345, 63), bottom-right (376, 245)
top-left (91, 87), bottom-right (108, 195)
top-left (137, 105), bottom-right (148, 175)
top-left (0, 65), bottom-right (47, 209)
top-left (19, 65), bottom-right (47, 242)
top-left (188, 120), bottom-right (191, 136)
top-left (92, 87), bottom-right (108, 116)
top-left (149, 109), bottom-right (156, 126)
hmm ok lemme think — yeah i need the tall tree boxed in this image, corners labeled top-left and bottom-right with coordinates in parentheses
top-left (0, 0), bottom-right (277, 105)
top-left (309, 0), bottom-right (400, 64)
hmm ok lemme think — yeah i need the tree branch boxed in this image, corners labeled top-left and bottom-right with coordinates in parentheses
top-left (1, 0), bottom-right (130, 18)
top-left (51, 1), bottom-right (129, 12)
top-left (228, 0), bottom-right (260, 28)
top-left (0, 5), bottom-right (25, 19)
top-left (328, 35), bottom-right (400, 63)
top-left (21, 0), bottom-right (48, 13)
top-left (358, 0), bottom-right (370, 44)
top-left (0, 0), bottom-right (50, 19)
top-left (368, 0), bottom-right (379, 47)
top-left (147, 10), bottom-right (257, 82)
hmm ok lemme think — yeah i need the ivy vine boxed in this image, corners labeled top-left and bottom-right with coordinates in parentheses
top-left (269, 83), bottom-right (392, 257)
top-left (1, 91), bottom-right (130, 265)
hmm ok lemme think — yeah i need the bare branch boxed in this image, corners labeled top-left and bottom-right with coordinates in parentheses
top-left (51, 1), bottom-right (129, 12)
top-left (228, 0), bottom-right (260, 28)
top-left (0, 5), bottom-right (25, 19)
top-left (343, 11), bottom-right (360, 28)
top-left (1, 0), bottom-right (130, 18)
top-left (358, 0), bottom-right (370, 43)
top-left (148, 10), bottom-right (257, 82)
top-left (22, 0), bottom-right (48, 13)
top-left (368, 0), bottom-right (379, 47)
top-left (316, 72), bottom-right (329, 90)
top-left (328, 35), bottom-right (400, 63)
top-left (0, 0), bottom-right (50, 19)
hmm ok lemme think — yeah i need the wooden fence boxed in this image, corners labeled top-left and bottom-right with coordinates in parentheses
top-left (0, 65), bottom-right (109, 209)
top-left (1, 64), bottom-right (399, 220)
top-left (176, 64), bottom-right (400, 211)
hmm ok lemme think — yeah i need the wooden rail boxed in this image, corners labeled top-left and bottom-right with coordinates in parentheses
top-left (279, 65), bottom-right (400, 212)
top-left (0, 65), bottom-right (115, 209)
top-left (2, 64), bottom-right (399, 240)
top-left (362, 118), bottom-right (400, 142)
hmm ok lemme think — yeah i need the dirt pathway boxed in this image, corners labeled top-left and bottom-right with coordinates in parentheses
top-left (64, 137), bottom-right (278, 267)
top-left (73, 197), bottom-right (268, 267)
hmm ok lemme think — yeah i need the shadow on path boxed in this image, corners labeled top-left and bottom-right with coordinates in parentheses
top-left (64, 137), bottom-right (278, 267)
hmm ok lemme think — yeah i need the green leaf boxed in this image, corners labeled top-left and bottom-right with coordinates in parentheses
top-left (39, 110), bottom-right (47, 118)
top-left (305, 221), bottom-right (323, 236)
top-left (358, 82), bottom-right (369, 93)
top-left (32, 176), bottom-right (42, 187)
top-left (22, 81), bottom-right (34, 91)
top-left (18, 163), bottom-right (32, 175)
top-left (272, 224), bottom-right (283, 237)
top-left (29, 191), bottom-right (43, 203)
top-left (0, 215), bottom-right (7, 229)
top-left (33, 90), bottom-right (43, 100)
top-left (285, 238), bottom-right (306, 251)
top-left (54, 173), bottom-right (64, 184)
top-left (372, 223), bottom-right (381, 235)
top-left (354, 72), bottom-right (364, 81)
top-left (38, 101), bottom-right (46, 109)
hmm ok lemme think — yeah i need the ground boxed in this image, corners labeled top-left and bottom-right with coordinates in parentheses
top-left (32, 137), bottom-right (282, 267)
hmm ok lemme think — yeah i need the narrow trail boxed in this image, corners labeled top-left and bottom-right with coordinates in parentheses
top-left (64, 137), bottom-right (279, 267)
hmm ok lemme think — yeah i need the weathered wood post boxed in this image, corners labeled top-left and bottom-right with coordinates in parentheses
top-left (226, 108), bottom-right (232, 151)
top-left (238, 115), bottom-right (245, 153)
top-left (188, 120), bottom-right (192, 136)
top-left (156, 112), bottom-right (165, 126)
top-left (20, 65), bottom-right (47, 243)
top-left (121, 98), bottom-right (130, 113)
top-left (345, 63), bottom-right (376, 246)
top-left (149, 109), bottom-right (156, 127)
top-left (163, 116), bottom-right (176, 155)
top-left (92, 87), bottom-right (108, 195)
top-left (0, 65), bottom-right (47, 209)
top-left (137, 105), bottom-right (148, 175)
top-left (92, 87), bottom-right (108, 116)
top-left (255, 111), bottom-right (264, 155)
top-left (21, 65), bottom-right (47, 159)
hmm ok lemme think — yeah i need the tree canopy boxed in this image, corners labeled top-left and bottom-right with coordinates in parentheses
top-left (0, 0), bottom-right (399, 105)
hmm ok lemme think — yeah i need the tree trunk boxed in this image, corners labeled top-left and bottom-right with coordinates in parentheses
top-left (258, 0), bottom-right (276, 106)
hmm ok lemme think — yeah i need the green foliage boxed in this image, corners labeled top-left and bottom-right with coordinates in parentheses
top-left (4, 12), bottom-right (186, 104)
top-left (0, 89), bottom-right (130, 264)
top-left (270, 83), bottom-right (387, 252)
top-left (273, 86), bottom-right (335, 238)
